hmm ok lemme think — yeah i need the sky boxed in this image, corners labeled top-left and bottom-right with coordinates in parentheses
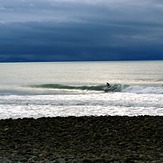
top-left (0, 0), bottom-right (163, 62)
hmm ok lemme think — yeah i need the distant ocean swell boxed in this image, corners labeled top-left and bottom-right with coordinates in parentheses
top-left (31, 84), bottom-right (163, 94)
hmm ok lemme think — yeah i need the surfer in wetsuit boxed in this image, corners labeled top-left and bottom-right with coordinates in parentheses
top-left (104, 82), bottom-right (111, 92)
top-left (106, 82), bottom-right (111, 87)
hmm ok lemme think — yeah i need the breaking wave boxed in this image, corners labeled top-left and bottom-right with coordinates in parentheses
top-left (31, 83), bottom-right (163, 94)
top-left (122, 85), bottom-right (163, 94)
top-left (31, 83), bottom-right (123, 92)
top-left (32, 84), bottom-right (105, 91)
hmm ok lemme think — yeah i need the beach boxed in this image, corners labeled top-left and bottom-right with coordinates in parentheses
top-left (0, 62), bottom-right (163, 162)
top-left (0, 116), bottom-right (162, 162)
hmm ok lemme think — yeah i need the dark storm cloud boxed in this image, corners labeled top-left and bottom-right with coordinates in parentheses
top-left (0, 0), bottom-right (163, 62)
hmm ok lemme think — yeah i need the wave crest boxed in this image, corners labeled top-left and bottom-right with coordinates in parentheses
top-left (31, 83), bottom-right (163, 94)
top-left (31, 83), bottom-right (123, 92)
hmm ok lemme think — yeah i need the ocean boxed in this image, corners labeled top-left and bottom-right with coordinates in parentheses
top-left (0, 61), bottom-right (163, 119)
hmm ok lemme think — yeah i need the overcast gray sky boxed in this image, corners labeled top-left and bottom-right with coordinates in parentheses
top-left (0, 0), bottom-right (163, 62)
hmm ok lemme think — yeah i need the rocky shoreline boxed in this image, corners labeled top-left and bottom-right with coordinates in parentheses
top-left (0, 116), bottom-right (162, 162)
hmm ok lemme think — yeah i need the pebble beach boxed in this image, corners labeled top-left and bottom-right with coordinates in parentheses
top-left (0, 116), bottom-right (162, 162)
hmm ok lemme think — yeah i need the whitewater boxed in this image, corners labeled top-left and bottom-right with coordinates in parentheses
top-left (0, 61), bottom-right (163, 119)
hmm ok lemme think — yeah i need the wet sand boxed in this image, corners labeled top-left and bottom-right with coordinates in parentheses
top-left (0, 116), bottom-right (162, 162)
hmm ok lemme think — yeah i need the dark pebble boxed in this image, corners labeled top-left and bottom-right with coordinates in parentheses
top-left (0, 116), bottom-right (162, 162)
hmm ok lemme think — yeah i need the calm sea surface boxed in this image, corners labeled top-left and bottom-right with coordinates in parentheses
top-left (0, 61), bottom-right (163, 119)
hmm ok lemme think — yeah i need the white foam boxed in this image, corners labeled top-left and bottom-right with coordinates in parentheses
top-left (0, 92), bottom-right (163, 119)
top-left (122, 85), bottom-right (163, 94)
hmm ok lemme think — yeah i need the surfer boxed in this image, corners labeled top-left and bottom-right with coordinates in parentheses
top-left (106, 82), bottom-right (111, 87)
top-left (104, 82), bottom-right (111, 92)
